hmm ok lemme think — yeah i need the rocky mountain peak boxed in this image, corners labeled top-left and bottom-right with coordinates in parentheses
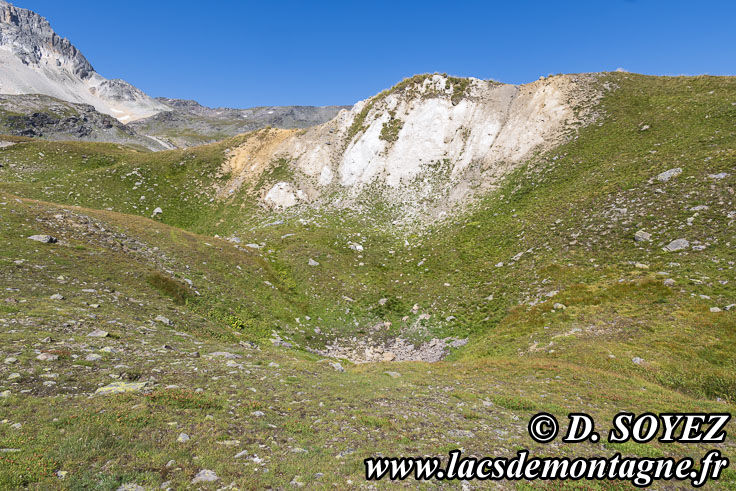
top-left (0, 1), bottom-right (342, 133)
top-left (0, 1), bottom-right (93, 79)
top-left (0, 1), bottom-right (167, 122)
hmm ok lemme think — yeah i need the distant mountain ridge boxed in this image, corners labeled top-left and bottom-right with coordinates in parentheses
top-left (0, 1), bottom-right (346, 148)
top-left (153, 97), bottom-right (350, 121)
top-left (130, 99), bottom-right (350, 148)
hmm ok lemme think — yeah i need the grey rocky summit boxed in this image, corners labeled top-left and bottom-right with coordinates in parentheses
top-left (0, 1), bottom-right (94, 79)
top-left (0, 1), bottom-right (166, 120)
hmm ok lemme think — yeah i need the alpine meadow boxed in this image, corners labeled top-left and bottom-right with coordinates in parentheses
top-left (0, 1), bottom-right (735, 489)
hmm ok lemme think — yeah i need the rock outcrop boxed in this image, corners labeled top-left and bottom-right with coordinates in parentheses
top-left (220, 73), bottom-right (602, 222)
top-left (0, 94), bottom-right (169, 149)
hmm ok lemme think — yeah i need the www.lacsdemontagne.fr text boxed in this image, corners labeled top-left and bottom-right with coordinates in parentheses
top-left (365, 449), bottom-right (728, 487)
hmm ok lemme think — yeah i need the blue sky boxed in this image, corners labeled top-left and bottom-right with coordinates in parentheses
top-left (13, 0), bottom-right (736, 108)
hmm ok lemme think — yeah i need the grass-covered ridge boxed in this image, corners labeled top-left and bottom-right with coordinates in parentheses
top-left (1, 73), bottom-right (735, 488)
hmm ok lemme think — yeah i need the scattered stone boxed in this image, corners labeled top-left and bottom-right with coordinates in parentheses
top-left (448, 429), bottom-right (475, 438)
top-left (87, 329), bottom-right (109, 338)
top-left (328, 361), bottom-right (345, 372)
top-left (664, 239), bottom-right (689, 252)
top-left (708, 172), bottom-right (729, 180)
top-left (635, 263), bottom-right (649, 269)
top-left (208, 351), bottom-right (242, 359)
top-left (450, 339), bottom-right (469, 348)
top-left (634, 230), bottom-right (651, 242)
top-left (36, 353), bottom-right (58, 361)
top-left (308, 258), bottom-right (319, 267)
top-left (191, 469), bottom-right (218, 484)
top-left (152, 207), bottom-right (163, 217)
top-left (50, 293), bottom-right (64, 300)
top-left (177, 433), bottom-right (190, 443)
top-left (117, 484), bottom-right (145, 491)
top-left (336, 448), bottom-right (355, 458)
top-left (95, 381), bottom-right (147, 395)
top-left (28, 234), bottom-right (57, 243)
top-left (663, 278), bottom-right (676, 287)
top-left (725, 304), bottom-right (735, 311)
top-left (0, 390), bottom-right (10, 398)
top-left (553, 303), bottom-right (566, 310)
top-left (154, 315), bottom-right (171, 326)
top-left (216, 440), bottom-right (240, 447)
top-left (710, 307), bottom-right (722, 313)
top-left (271, 338), bottom-right (292, 349)
top-left (382, 352), bottom-right (396, 362)
top-left (656, 168), bottom-right (682, 182)
top-left (385, 371), bottom-right (401, 378)
top-left (632, 357), bottom-right (645, 365)
top-left (251, 411), bottom-right (265, 417)
top-left (3, 357), bottom-right (17, 364)
top-left (85, 353), bottom-right (102, 362)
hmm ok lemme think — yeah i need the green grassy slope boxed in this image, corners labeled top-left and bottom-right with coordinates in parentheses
top-left (0, 194), bottom-right (733, 489)
top-left (1, 73), bottom-right (735, 488)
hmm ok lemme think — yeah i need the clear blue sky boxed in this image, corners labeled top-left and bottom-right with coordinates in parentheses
top-left (13, 0), bottom-right (736, 108)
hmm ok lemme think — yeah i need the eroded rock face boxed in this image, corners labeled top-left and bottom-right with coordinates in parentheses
top-left (220, 74), bottom-right (602, 222)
